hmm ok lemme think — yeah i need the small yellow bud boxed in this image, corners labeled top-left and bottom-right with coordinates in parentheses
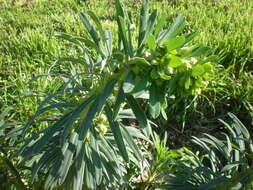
top-left (99, 114), bottom-right (107, 122)
top-left (183, 59), bottom-right (192, 69)
top-left (167, 67), bottom-right (174, 74)
top-left (196, 88), bottom-right (201, 94)
top-left (190, 57), bottom-right (197, 64)
top-left (97, 124), bottom-right (108, 135)
top-left (144, 51), bottom-right (151, 58)
top-left (202, 81), bottom-right (209, 87)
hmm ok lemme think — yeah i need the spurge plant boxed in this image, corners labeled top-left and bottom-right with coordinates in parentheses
top-left (18, 0), bottom-right (216, 189)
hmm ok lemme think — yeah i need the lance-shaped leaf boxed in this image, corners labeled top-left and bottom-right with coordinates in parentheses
top-left (126, 94), bottom-right (152, 137)
top-left (73, 143), bottom-right (86, 190)
top-left (154, 13), bottom-right (167, 37)
top-left (105, 104), bottom-right (129, 162)
top-left (184, 31), bottom-right (199, 45)
top-left (121, 124), bottom-right (142, 163)
top-left (138, 9), bottom-right (157, 53)
top-left (131, 75), bottom-right (151, 98)
top-left (30, 148), bottom-right (60, 183)
top-left (57, 133), bottom-right (79, 184)
top-left (128, 57), bottom-right (151, 66)
top-left (184, 45), bottom-right (212, 58)
top-left (113, 85), bottom-right (125, 120)
top-left (80, 12), bottom-right (100, 45)
top-left (115, 0), bottom-right (126, 18)
top-left (105, 30), bottom-right (113, 56)
top-left (87, 11), bottom-right (105, 42)
top-left (158, 15), bottom-right (185, 45)
top-left (149, 83), bottom-right (161, 119)
top-left (20, 112), bottom-right (72, 158)
top-left (147, 34), bottom-right (156, 50)
top-left (138, 0), bottom-right (149, 47)
top-left (123, 71), bottom-right (135, 93)
top-left (165, 36), bottom-right (185, 52)
top-left (90, 132), bottom-right (103, 185)
top-left (117, 16), bottom-right (130, 55)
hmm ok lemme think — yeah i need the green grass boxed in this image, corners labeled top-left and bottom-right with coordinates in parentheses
top-left (0, 0), bottom-right (90, 119)
top-left (161, 0), bottom-right (253, 71)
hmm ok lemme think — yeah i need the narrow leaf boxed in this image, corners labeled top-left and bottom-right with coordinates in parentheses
top-left (149, 83), bottom-right (161, 118)
top-left (138, 0), bottom-right (149, 47)
top-left (80, 13), bottom-right (100, 45)
top-left (126, 94), bottom-right (152, 137)
top-left (105, 105), bottom-right (129, 162)
top-left (165, 36), bottom-right (185, 52)
top-left (158, 15), bottom-right (185, 45)
top-left (123, 71), bottom-right (135, 93)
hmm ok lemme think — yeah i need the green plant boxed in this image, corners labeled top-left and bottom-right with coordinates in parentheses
top-left (164, 113), bottom-right (253, 190)
top-left (0, 107), bottom-right (26, 190)
top-left (127, 132), bottom-right (184, 190)
top-left (119, 112), bottom-right (253, 190)
top-left (17, 0), bottom-right (216, 189)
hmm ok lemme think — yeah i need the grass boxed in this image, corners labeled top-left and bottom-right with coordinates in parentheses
top-left (0, 0), bottom-right (252, 125)
top-left (162, 0), bottom-right (253, 71)
top-left (0, 0), bottom-right (84, 120)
